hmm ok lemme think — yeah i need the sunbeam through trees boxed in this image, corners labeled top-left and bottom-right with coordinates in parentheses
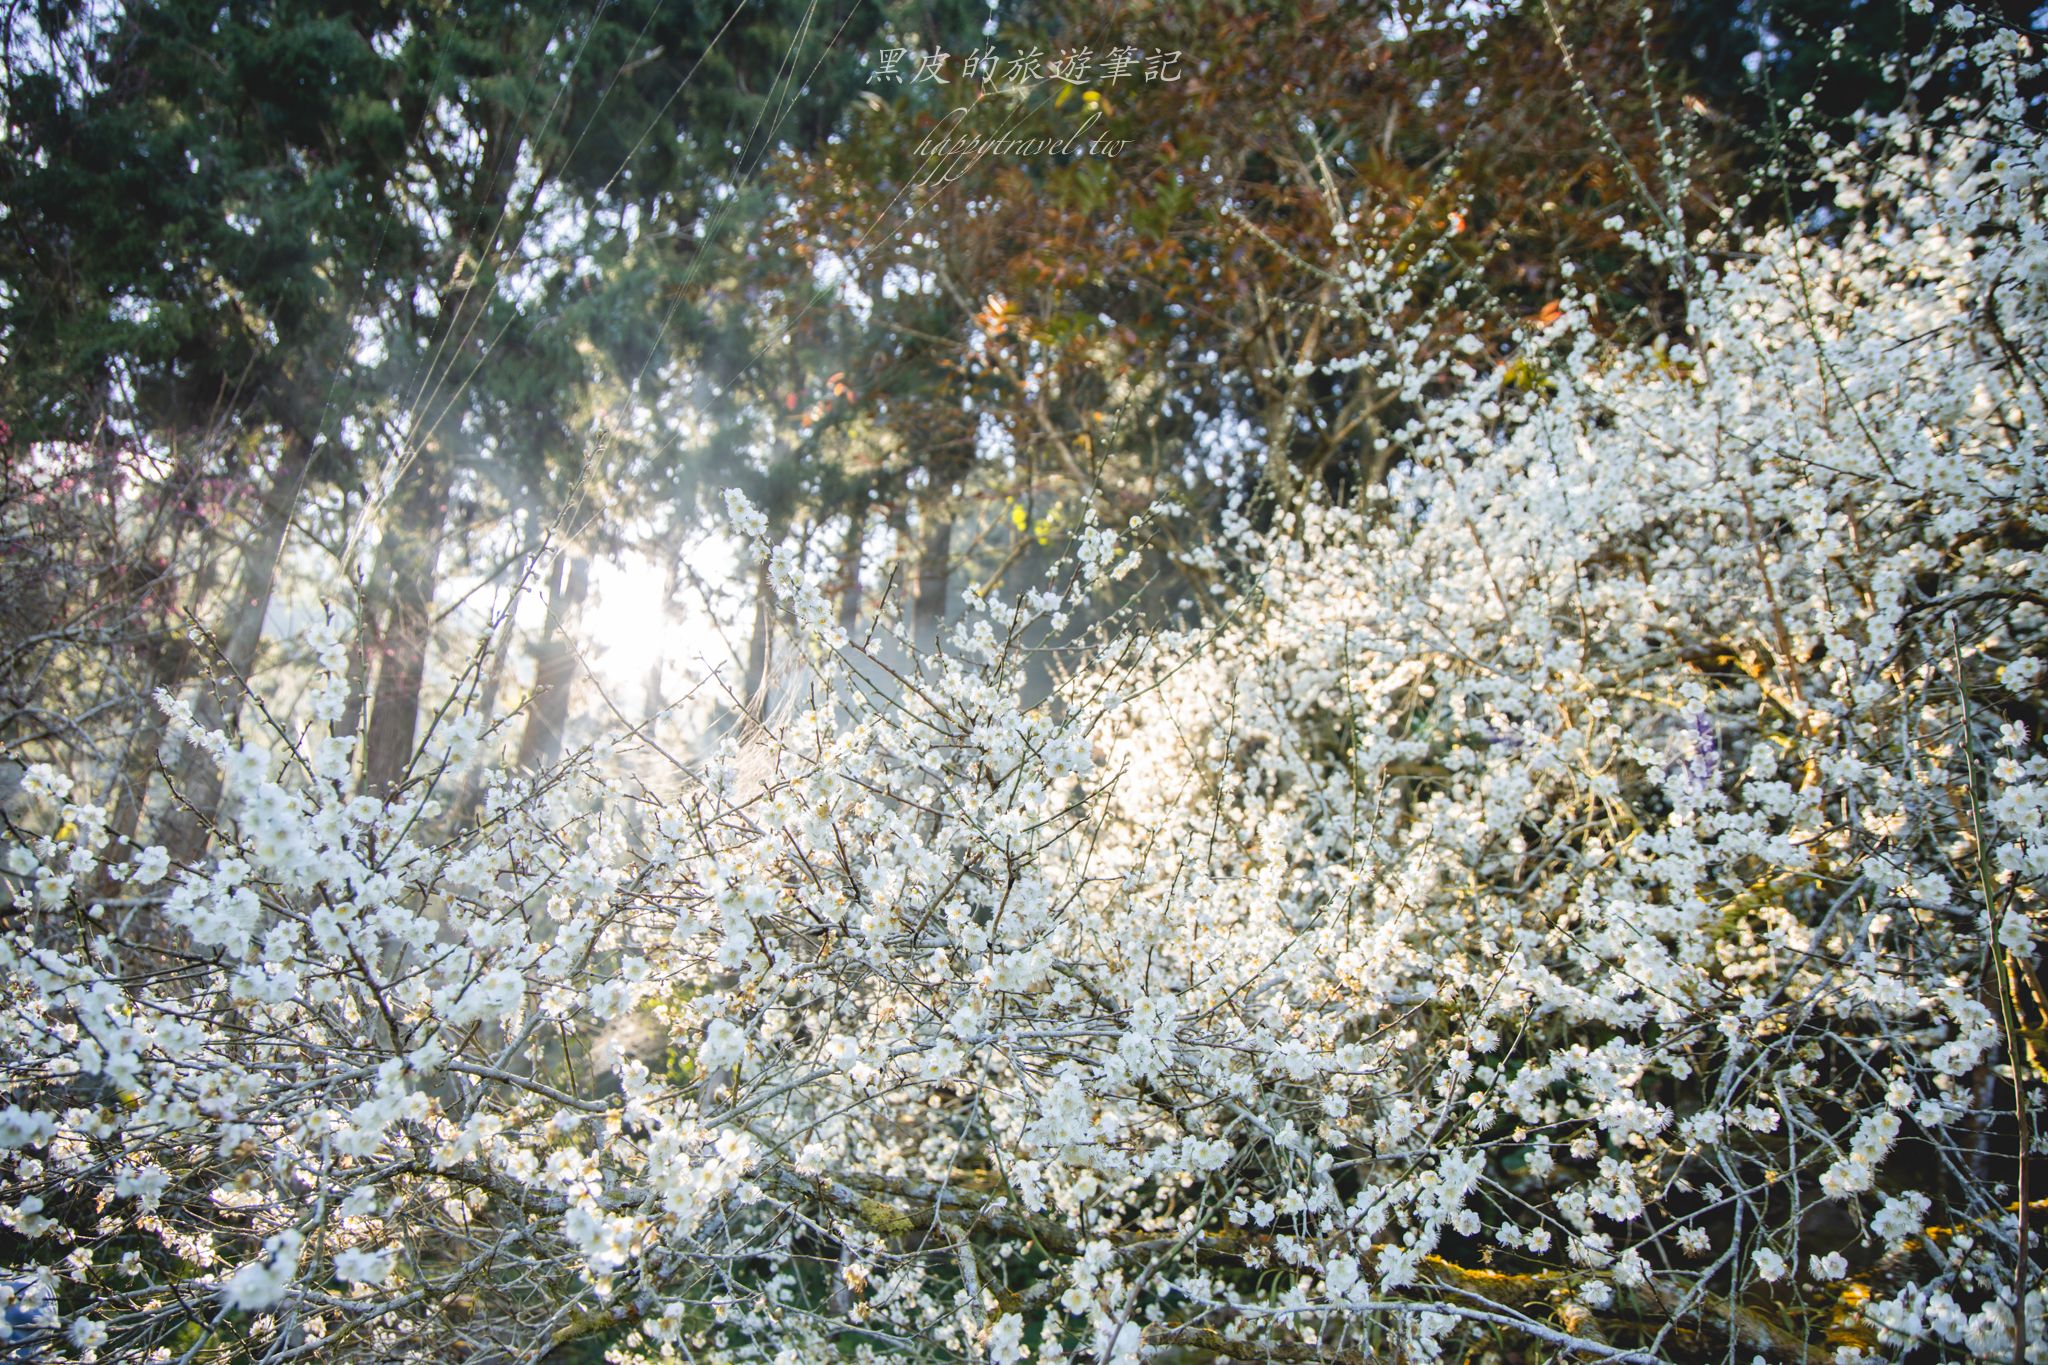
top-left (2, 3), bottom-right (2047, 1364)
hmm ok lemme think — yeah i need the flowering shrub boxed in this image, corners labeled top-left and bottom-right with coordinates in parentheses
top-left (5, 20), bottom-right (2048, 1365)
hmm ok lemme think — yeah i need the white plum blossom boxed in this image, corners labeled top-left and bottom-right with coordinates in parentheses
top-left (1874, 1191), bottom-right (1935, 1248)
top-left (2, 26), bottom-right (2046, 1365)
top-left (723, 487), bottom-right (769, 545)
top-left (332, 1247), bottom-right (395, 1286)
top-left (222, 1230), bottom-right (303, 1312)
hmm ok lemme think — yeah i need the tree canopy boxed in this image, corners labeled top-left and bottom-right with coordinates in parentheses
top-left (4, 4), bottom-right (2045, 1364)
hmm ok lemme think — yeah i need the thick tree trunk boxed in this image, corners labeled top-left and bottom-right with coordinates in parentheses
top-left (837, 512), bottom-right (864, 640)
top-left (105, 551), bottom-right (216, 857)
top-left (478, 504), bottom-right (543, 730)
top-left (739, 554), bottom-right (774, 717)
top-left (166, 433), bottom-right (316, 859)
top-left (451, 527), bottom-right (536, 825)
top-left (361, 451), bottom-right (454, 795)
top-left (642, 541), bottom-right (683, 727)
top-left (912, 512), bottom-right (953, 654)
top-left (477, 588), bottom-right (520, 730)
top-left (334, 551), bottom-right (390, 745)
top-left (515, 552), bottom-right (590, 772)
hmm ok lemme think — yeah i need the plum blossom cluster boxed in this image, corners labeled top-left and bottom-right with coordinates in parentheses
top-left (2, 20), bottom-right (2047, 1365)
top-left (1072, 22), bottom-right (2048, 1362)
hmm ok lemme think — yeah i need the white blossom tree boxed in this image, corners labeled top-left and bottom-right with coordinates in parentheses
top-left (5, 15), bottom-right (2048, 1365)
